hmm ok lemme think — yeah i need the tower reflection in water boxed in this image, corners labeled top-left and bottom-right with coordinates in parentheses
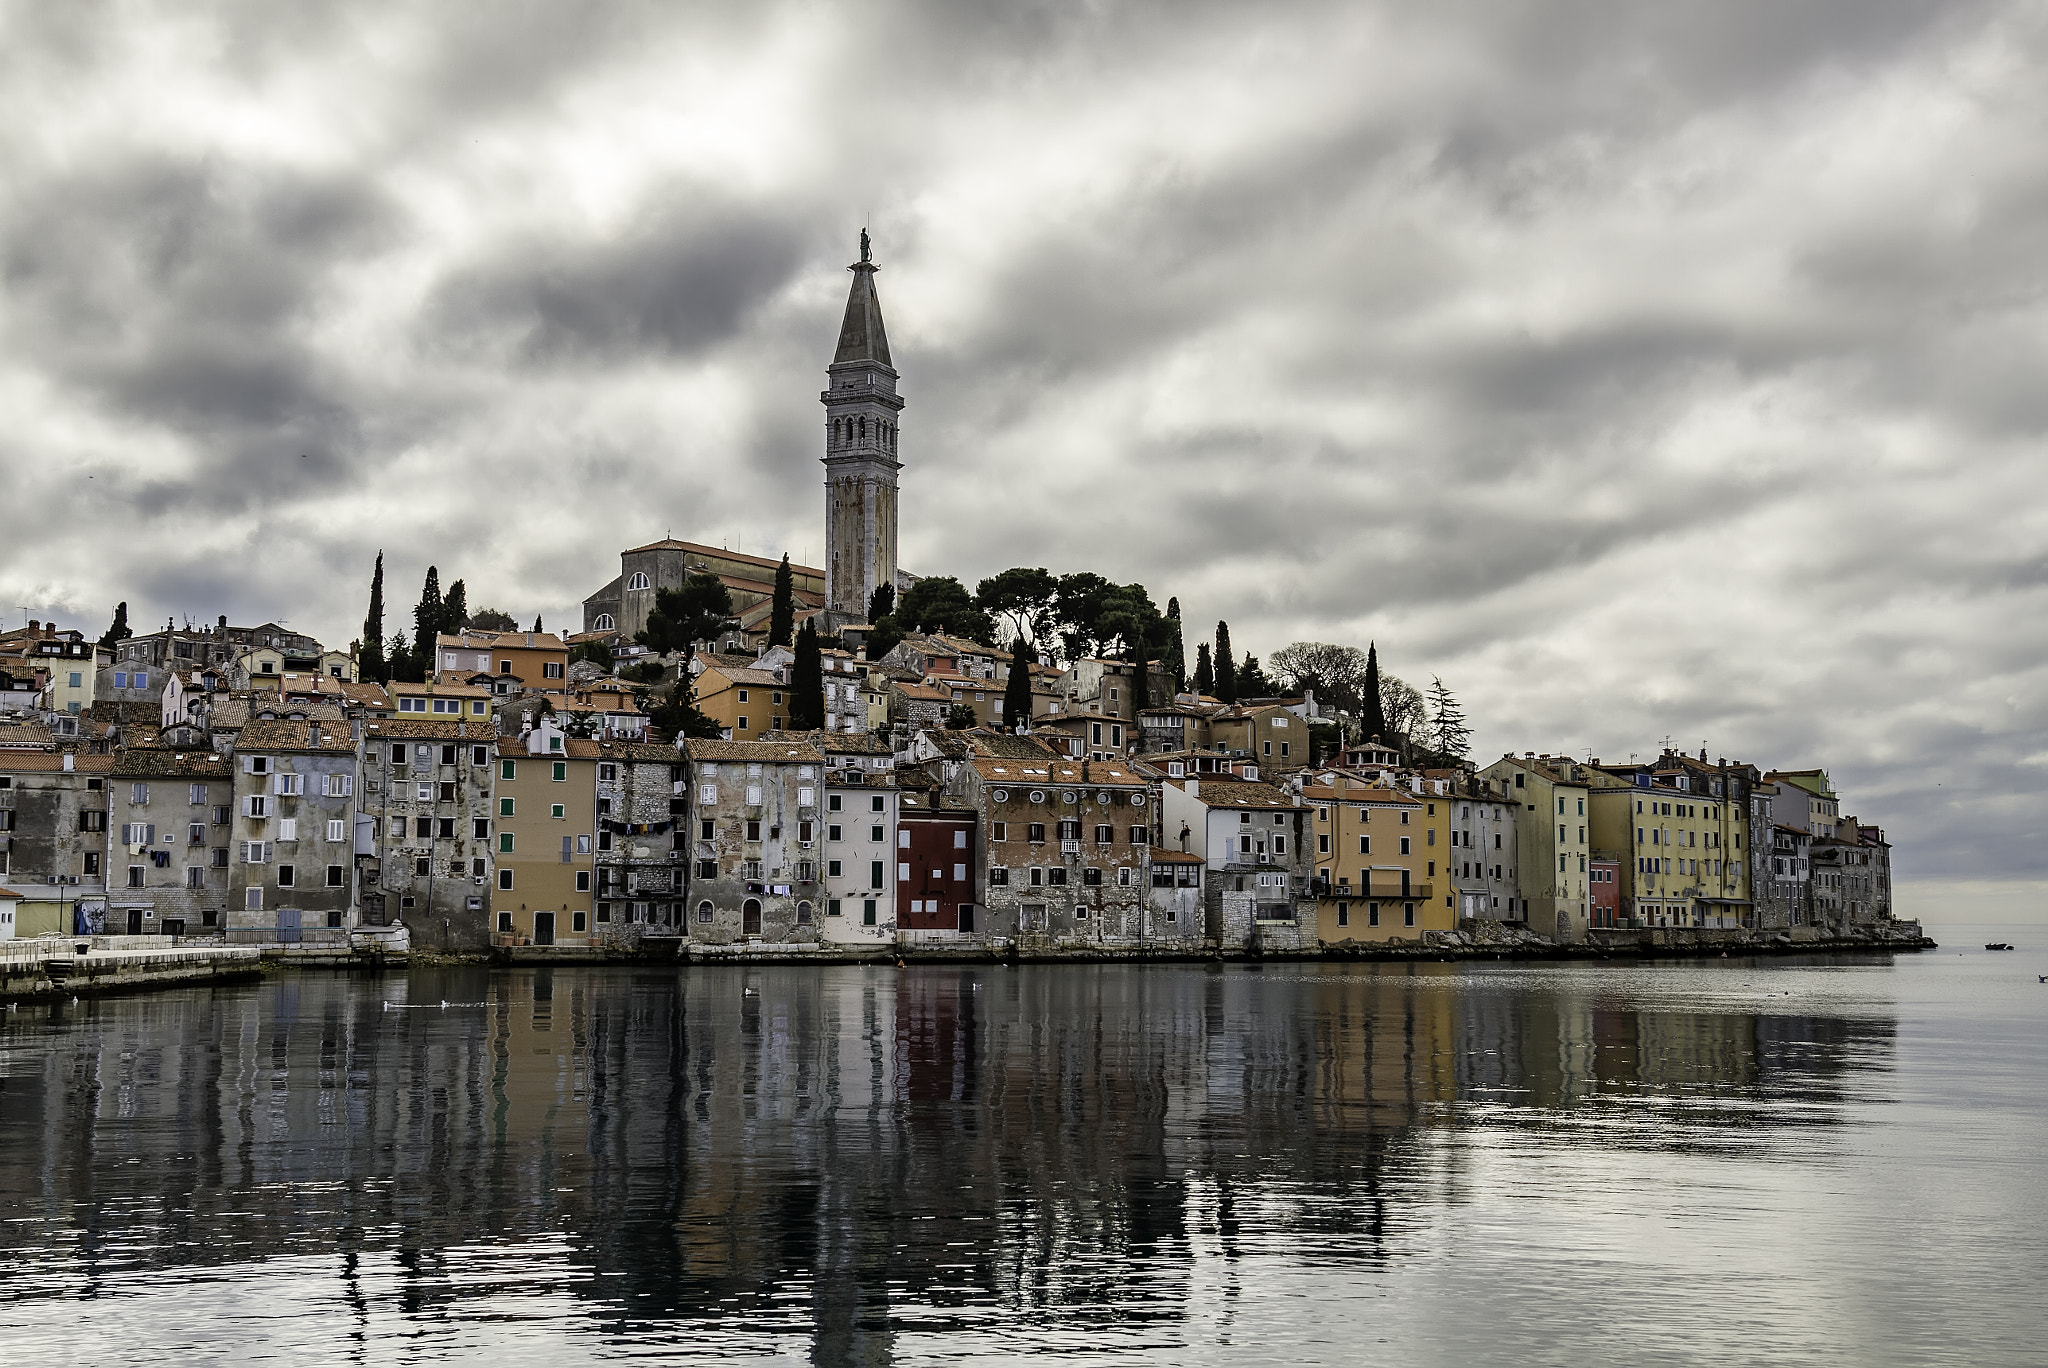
top-left (0, 962), bottom-right (1895, 1359)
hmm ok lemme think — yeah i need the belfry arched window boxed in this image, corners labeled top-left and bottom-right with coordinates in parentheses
top-left (627, 572), bottom-right (650, 591)
top-left (593, 614), bottom-right (615, 631)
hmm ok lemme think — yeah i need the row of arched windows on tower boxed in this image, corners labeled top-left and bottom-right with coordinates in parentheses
top-left (830, 415), bottom-right (896, 451)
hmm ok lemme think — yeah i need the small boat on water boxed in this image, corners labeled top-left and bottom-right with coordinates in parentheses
top-left (1985, 943), bottom-right (2015, 951)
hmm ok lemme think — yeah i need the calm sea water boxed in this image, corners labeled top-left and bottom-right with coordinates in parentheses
top-left (0, 932), bottom-right (2043, 1366)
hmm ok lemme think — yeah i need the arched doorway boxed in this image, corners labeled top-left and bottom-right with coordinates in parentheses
top-left (742, 898), bottom-right (762, 936)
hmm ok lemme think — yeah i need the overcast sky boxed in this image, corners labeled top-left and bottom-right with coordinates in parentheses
top-left (2, 1), bottom-right (2043, 920)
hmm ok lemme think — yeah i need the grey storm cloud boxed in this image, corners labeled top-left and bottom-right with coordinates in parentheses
top-left (2, 0), bottom-right (2046, 919)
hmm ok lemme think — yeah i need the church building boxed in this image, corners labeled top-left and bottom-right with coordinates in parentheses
top-left (582, 232), bottom-right (910, 644)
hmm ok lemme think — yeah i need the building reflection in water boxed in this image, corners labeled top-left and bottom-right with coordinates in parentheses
top-left (0, 960), bottom-right (1898, 1359)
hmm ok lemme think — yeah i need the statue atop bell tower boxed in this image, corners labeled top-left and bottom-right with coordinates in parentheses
top-left (821, 232), bottom-right (903, 626)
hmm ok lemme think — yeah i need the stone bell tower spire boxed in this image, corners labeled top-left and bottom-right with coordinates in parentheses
top-left (821, 230), bottom-right (903, 627)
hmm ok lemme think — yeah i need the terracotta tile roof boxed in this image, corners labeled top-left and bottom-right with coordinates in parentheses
top-left (596, 740), bottom-right (681, 763)
top-left (971, 758), bottom-right (1145, 787)
top-left (621, 538), bottom-right (822, 575)
top-left (0, 751), bottom-right (119, 773)
top-left (435, 629), bottom-right (568, 652)
top-left (238, 719), bottom-right (356, 753)
top-left (969, 734), bottom-right (1060, 760)
top-left (1149, 847), bottom-right (1206, 865)
top-left (390, 681), bottom-right (494, 698)
top-left (700, 664), bottom-right (786, 688)
top-left (1175, 778), bottom-right (1300, 809)
top-left (0, 723), bottom-right (54, 749)
top-left (893, 682), bottom-right (953, 703)
top-left (683, 738), bottom-right (824, 763)
top-left (1300, 781), bottom-right (1419, 805)
top-left (760, 729), bottom-right (892, 755)
top-left (110, 750), bottom-right (232, 778)
top-left (362, 718), bottom-right (472, 739)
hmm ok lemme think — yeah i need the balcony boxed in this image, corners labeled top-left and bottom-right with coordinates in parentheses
top-left (1060, 839), bottom-right (1082, 855)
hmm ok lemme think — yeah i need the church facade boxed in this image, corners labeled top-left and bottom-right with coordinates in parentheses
top-left (582, 233), bottom-right (907, 643)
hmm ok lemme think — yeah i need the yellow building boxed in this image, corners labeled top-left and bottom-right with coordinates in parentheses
top-left (434, 630), bottom-right (570, 696)
top-left (388, 679), bottom-right (494, 724)
top-left (492, 722), bottom-right (598, 946)
top-left (1301, 772), bottom-right (1449, 942)
top-left (693, 661), bottom-right (790, 741)
top-left (1479, 754), bottom-right (1592, 941)
top-left (1588, 766), bottom-right (1750, 928)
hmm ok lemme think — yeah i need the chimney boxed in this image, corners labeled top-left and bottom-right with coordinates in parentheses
top-left (525, 633), bottom-right (534, 647)
top-left (27, 619), bottom-right (37, 633)
top-left (62, 752), bottom-right (74, 771)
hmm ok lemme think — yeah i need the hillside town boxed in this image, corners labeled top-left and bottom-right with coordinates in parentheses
top-left (0, 236), bottom-right (1901, 956)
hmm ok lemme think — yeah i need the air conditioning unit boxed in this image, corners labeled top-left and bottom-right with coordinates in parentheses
top-left (473, 875), bottom-right (485, 885)
top-left (799, 841), bottom-right (813, 849)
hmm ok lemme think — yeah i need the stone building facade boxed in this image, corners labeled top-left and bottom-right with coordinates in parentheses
top-left (228, 719), bottom-right (360, 936)
top-left (110, 749), bottom-right (234, 937)
top-left (684, 738), bottom-right (826, 943)
top-left (0, 749), bottom-right (116, 935)
top-left (360, 717), bottom-right (496, 950)
top-left (1161, 776), bottom-right (1317, 951)
top-left (594, 740), bottom-right (686, 935)
top-left (956, 758), bottom-right (1153, 945)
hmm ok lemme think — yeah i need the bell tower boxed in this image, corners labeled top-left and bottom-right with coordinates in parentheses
top-left (821, 230), bottom-right (903, 626)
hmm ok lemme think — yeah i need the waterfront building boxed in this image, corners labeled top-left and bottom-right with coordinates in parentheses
top-left (1435, 770), bottom-right (1523, 923)
top-left (1586, 764), bottom-right (1749, 929)
top-left (1298, 772), bottom-right (1439, 942)
top-left (227, 718), bottom-right (360, 937)
top-left (683, 736), bottom-right (827, 942)
top-left (0, 747), bottom-right (115, 935)
top-left (593, 739), bottom-right (686, 933)
top-left (1477, 754), bottom-right (1592, 942)
top-left (112, 746), bottom-right (235, 938)
top-left (957, 757), bottom-right (1151, 944)
top-left (494, 719), bottom-right (599, 947)
top-left (1159, 774), bottom-right (1315, 950)
top-left (896, 783), bottom-right (979, 941)
top-left (359, 717), bottom-right (497, 948)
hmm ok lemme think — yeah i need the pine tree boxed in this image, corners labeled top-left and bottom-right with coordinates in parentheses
top-left (1193, 642), bottom-right (1213, 696)
top-left (769, 554), bottom-right (795, 647)
top-left (1236, 654), bottom-right (1272, 698)
top-left (96, 601), bottom-right (132, 650)
top-left (1425, 676), bottom-right (1472, 768)
top-left (387, 632), bottom-right (414, 684)
top-left (1003, 635), bottom-right (1033, 731)
top-left (1361, 641), bottom-right (1388, 742)
top-left (1214, 621), bottom-right (1237, 704)
top-left (867, 582), bottom-right (895, 623)
top-left (789, 618), bottom-right (824, 729)
top-left (360, 553), bottom-right (387, 682)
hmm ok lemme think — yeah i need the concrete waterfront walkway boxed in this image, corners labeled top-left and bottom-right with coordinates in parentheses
top-left (1, 935), bottom-right (264, 1001)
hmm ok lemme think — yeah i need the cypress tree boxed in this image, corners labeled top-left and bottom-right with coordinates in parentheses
top-left (1193, 642), bottom-right (1213, 696)
top-left (1130, 640), bottom-right (1151, 716)
top-left (442, 579), bottom-right (468, 636)
top-left (414, 566), bottom-right (442, 651)
top-left (789, 618), bottom-right (824, 729)
top-left (769, 554), bottom-right (796, 647)
top-left (1361, 641), bottom-right (1388, 742)
top-left (98, 601), bottom-right (133, 650)
top-left (360, 553), bottom-right (386, 682)
top-left (867, 582), bottom-right (895, 623)
top-left (1003, 635), bottom-right (1033, 731)
top-left (1163, 596), bottom-right (1185, 691)
top-left (533, 614), bottom-right (544, 632)
top-left (1214, 621), bottom-right (1237, 704)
